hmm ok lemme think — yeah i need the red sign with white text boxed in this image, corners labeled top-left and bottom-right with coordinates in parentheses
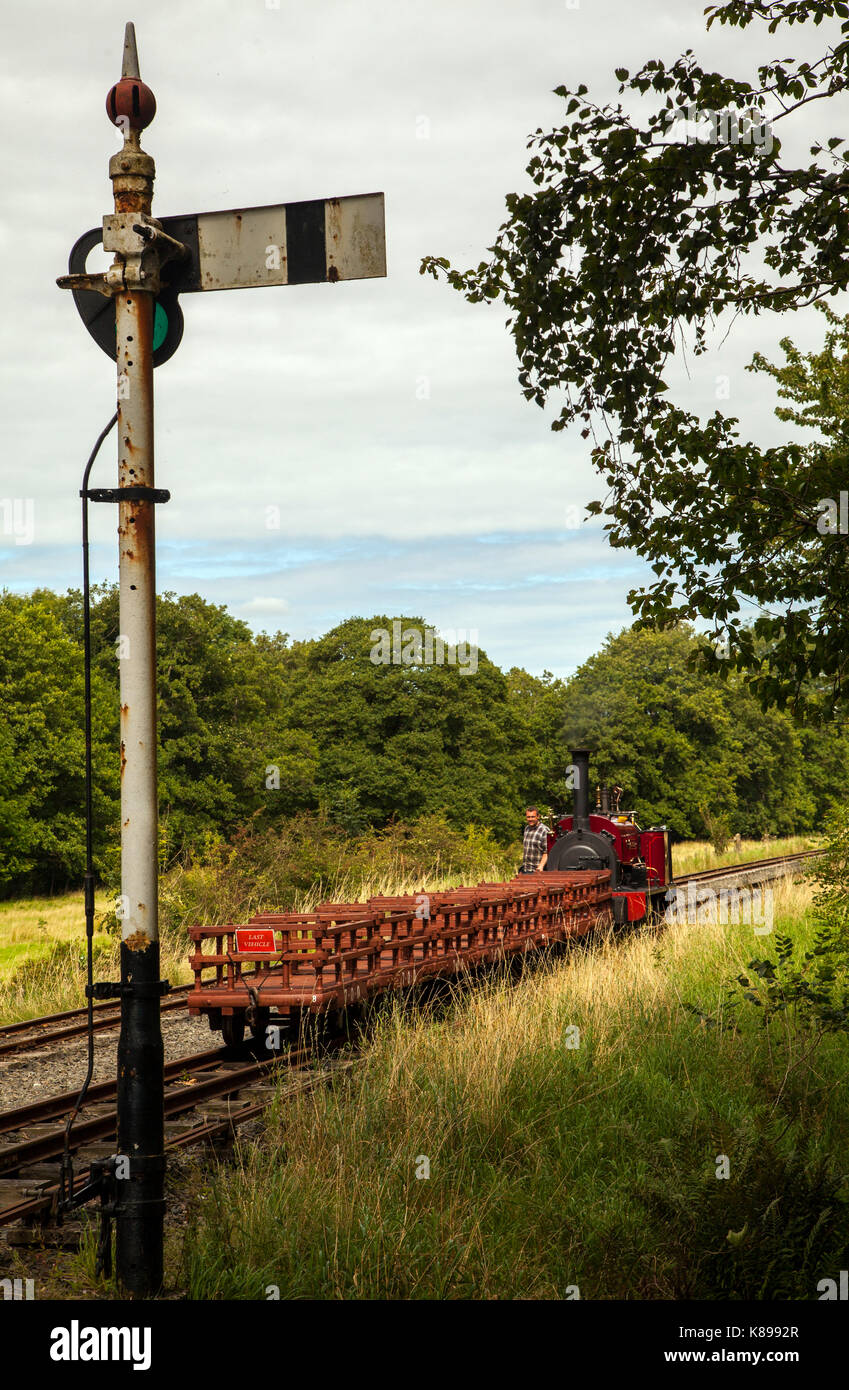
top-left (234, 928), bottom-right (277, 954)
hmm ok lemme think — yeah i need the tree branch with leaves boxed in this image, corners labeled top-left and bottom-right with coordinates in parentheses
top-left (422, 0), bottom-right (849, 711)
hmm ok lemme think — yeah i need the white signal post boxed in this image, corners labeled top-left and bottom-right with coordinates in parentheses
top-left (100, 23), bottom-right (171, 1297)
top-left (58, 20), bottom-right (185, 1298)
top-left (58, 20), bottom-right (386, 1298)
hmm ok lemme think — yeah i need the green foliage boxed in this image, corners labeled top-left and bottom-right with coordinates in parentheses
top-left (699, 804), bottom-right (732, 854)
top-left (45, 584), bottom-right (320, 858)
top-left (277, 615), bottom-right (566, 843)
top-left (422, 1), bottom-right (849, 710)
top-left (559, 623), bottom-right (823, 838)
top-left (0, 594), bottom-right (118, 890)
top-left (644, 1131), bottom-right (849, 1300)
top-left (810, 801), bottom-right (849, 942)
top-left (730, 807), bottom-right (849, 1035)
top-left (734, 930), bottom-right (849, 1035)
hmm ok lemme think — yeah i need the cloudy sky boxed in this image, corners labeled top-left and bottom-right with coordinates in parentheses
top-left (1, 0), bottom-right (843, 678)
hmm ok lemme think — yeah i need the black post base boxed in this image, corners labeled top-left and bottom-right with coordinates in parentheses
top-left (115, 938), bottom-right (166, 1296)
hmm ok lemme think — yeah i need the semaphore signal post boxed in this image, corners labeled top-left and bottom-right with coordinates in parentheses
top-left (57, 20), bottom-right (386, 1296)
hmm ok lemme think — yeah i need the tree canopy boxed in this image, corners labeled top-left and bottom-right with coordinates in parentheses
top-left (560, 623), bottom-right (845, 838)
top-left (3, 587), bottom-right (848, 893)
top-left (0, 595), bottom-right (118, 889)
top-left (422, 0), bottom-right (849, 711)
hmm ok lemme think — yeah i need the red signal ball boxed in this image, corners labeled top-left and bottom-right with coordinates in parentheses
top-left (106, 77), bottom-right (156, 131)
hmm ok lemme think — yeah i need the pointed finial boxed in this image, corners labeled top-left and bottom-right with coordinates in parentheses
top-left (106, 22), bottom-right (156, 132)
top-left (122, 22), bottom-right (141, 80)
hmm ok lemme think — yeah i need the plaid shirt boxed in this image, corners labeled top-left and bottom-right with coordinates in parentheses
top-left (522, 821), bottom-right (550, 872)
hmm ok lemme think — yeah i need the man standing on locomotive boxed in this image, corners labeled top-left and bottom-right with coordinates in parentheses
top-left (521, 806), bottom-right (550, 873)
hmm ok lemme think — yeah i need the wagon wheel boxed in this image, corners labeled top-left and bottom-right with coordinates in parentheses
top-left (221, 1013), bottom-right (245, 1047)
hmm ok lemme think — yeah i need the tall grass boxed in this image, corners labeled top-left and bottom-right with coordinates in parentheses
top-left (0, 930), bottom-right (194, 1025)
top-left (671, 834), bottom-right (820, 877)
top-left (157, 813), bottom-right (516, 939)
top-left (179, 878), bottom-right (849, 1300)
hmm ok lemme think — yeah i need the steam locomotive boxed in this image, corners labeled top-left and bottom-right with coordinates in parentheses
top-left (544, 749), bottom-right (672, 925)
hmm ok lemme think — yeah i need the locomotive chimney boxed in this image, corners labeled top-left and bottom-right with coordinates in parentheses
top-left (571, 748), bottom-right (591, 829)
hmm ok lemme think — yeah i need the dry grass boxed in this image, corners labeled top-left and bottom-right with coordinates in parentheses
top-left (671, 833), bottom-right (820, 877)
top-left (286, 862), bottom-right (508, 912)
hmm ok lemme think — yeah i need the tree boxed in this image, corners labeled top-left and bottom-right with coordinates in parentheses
top-left (24, 585), bottom-right (319, 869)
top-left (0, 595), bottom-right (119, 890)
top-left (0, 719), bottom-right (36, 889)
top-left (505, 665), bottom-right (571, 818)
top-left (558, 624), bottom-right (827, 839)
top-left (421, 0), bottom-right (849, 711)
top-left (279, 615), bottom-right (564, 842)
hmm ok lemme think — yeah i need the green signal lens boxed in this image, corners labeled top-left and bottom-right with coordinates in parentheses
top-left (153, 301), bottom-right (168, 352)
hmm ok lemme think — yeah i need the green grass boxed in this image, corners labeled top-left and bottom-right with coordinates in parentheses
top-left (177, 877), bottom-right (849, 1300)
top-left (0, 888), bottom-right (192, 1024)
top-left (0, 941), bottom-right (52, 971)
top-left (0, 890), bottom-right (109, 963)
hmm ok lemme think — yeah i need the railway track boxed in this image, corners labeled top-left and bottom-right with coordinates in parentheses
top-left (0, 1039), bottom-right (350, 1229)
top-left (0, 984), bottom-right (192, 1058)
top-left (671, 848), bottom-right (820, 889)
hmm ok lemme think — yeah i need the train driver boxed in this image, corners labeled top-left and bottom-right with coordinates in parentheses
top-left (521, 806), bottom-right (550, 874)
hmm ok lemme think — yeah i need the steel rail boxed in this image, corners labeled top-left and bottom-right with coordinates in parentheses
top-left (0, 1062), bottom-right (351, 1228)
top-left (0, 1046), bottom-right (315, 1177)
top-left (0, 1049), bottom-right (349, 1228)
top-left (671, 849), bottom-right (820, 888)
top-left (0, 1046), bottom-right (228, 1136)
top-left (0, 986), bottom-right (192, 1057)
top-left (0, 970), bottom-right (261, 1052)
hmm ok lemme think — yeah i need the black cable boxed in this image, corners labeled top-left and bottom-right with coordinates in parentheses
top-left (59, 411), bottom-right (118, 1214)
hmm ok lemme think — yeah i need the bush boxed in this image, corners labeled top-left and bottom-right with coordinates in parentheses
top-left (700, 803), bottom-right (732, 854)
top-left (729, 806), bottom-right (849, 1040)
top-left (644, 1132), bottom-right (849, 1300)
top-left (159, 811), bottom-right (516, 940)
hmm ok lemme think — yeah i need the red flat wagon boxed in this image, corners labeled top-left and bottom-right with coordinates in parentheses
top-left (186, 870), bottom-right (612, 1044)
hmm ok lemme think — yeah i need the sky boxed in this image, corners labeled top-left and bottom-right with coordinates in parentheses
top-left (1, 0), bottom-right (844, 679)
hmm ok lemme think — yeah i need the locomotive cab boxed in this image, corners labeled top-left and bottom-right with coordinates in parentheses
top-left (545, 749), bottom-right (671, 925)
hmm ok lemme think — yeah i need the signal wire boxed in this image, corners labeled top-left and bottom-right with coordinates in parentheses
top-left (59, 411), bottom-right (118, 1215)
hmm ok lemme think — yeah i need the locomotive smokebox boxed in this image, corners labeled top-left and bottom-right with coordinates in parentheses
top-left (572, 748), bottom-right (591, 828)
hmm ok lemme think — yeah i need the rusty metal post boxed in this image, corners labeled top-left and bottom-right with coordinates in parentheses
top-left (108, 23), bottom-right (165, 1297)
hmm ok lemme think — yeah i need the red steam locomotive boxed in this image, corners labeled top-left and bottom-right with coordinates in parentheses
top-left (544, 749), bottom-right (672, 924)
